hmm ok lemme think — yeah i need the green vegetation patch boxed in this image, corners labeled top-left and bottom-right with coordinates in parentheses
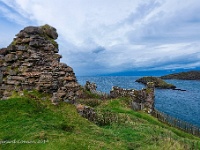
top-left (0, 91), bottom-right (199, 150)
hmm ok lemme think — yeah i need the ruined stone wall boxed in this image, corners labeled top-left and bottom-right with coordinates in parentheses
top-left (110, 82), bottom-right (155, 113)
top-left (0, 25), bottom-right (81, 104)
top-left (85, 81), bottom-right (97, 93)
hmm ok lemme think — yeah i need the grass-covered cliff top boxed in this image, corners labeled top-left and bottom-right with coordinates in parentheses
top-left (136, 76), bottom-right (176, 89)
top-left (161, 71), bottom-right (200, 80)
top-left (0, 91), bottom-right (199, 150)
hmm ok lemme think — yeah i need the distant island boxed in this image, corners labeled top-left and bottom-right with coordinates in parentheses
top-left (161, 71), bottom-right (200, 80)
top-left (136, 76), bottom-right (176, 89)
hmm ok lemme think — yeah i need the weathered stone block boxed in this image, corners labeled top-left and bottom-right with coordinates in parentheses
top-left (44, 43), bottom-right (55, 51)
top-left (8, 76), bottom-right (25, 81)
top-left (21, 38), bottom-right (30, 43)
top-left (57, 90), bottom-right (66, 98)
top-left (0, 71), bottom-right (3, 85)
top-left (42, 25), bottom-right (58, 39)
top-left (6, 45), bottom-right (16, 52)
top-left (6, 80), bottom-right (19, 85)
top-left (64, 76), bottom-right (75, 81)
top-left (16, 45), bottom-right (27, 51)
top-left (29, 39), bottom-right (42, 47)
top-left (5, 54), bottom-right (16, 62)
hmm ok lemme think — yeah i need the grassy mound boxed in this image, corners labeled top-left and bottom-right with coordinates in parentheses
top-left (136, 76), bottom-right (176, 89)
top-left (0, 91), bottom-right (199, 150)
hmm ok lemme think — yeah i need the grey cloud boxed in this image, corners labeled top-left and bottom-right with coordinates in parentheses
top-left (92, 46), bottom-right (105, 54)
top-left (126, 1), bottom-right (200, 44)
top-left (125, 0), bottom-right (162, 24)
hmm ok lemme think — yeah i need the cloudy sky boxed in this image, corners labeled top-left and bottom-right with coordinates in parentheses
top-left (0, 0), bottom-right (200, 76)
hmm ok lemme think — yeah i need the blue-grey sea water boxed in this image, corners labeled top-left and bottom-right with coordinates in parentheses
top-left (77, 76), bottom-right (200, 127)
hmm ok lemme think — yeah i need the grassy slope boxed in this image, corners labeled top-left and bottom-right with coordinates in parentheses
top-left (0, 91), bottom-right (200, 150)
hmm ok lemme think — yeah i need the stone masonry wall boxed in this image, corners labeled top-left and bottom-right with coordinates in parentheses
top-left (110, 82), bottom-right (155, 113)
top-left (0, 24), bottom-right (81, 104)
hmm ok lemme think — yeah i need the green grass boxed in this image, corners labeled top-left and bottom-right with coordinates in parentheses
top-left (0, 91), bottom-right (200, 150)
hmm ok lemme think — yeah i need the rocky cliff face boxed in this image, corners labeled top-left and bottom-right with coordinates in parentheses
top-left (0, 24), bottom-right (81, 104)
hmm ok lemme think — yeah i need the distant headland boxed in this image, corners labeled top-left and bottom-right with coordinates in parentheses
top-left (135, 76), bottom-right (176, 89)
top-left (161, 71), bottom-right (200, 80)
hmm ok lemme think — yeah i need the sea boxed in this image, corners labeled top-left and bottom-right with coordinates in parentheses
top-left (77, 76), bottom-right (200, 127)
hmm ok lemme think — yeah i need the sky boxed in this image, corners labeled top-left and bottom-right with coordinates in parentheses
top-left (0, 0), bottom-right (200, 76)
